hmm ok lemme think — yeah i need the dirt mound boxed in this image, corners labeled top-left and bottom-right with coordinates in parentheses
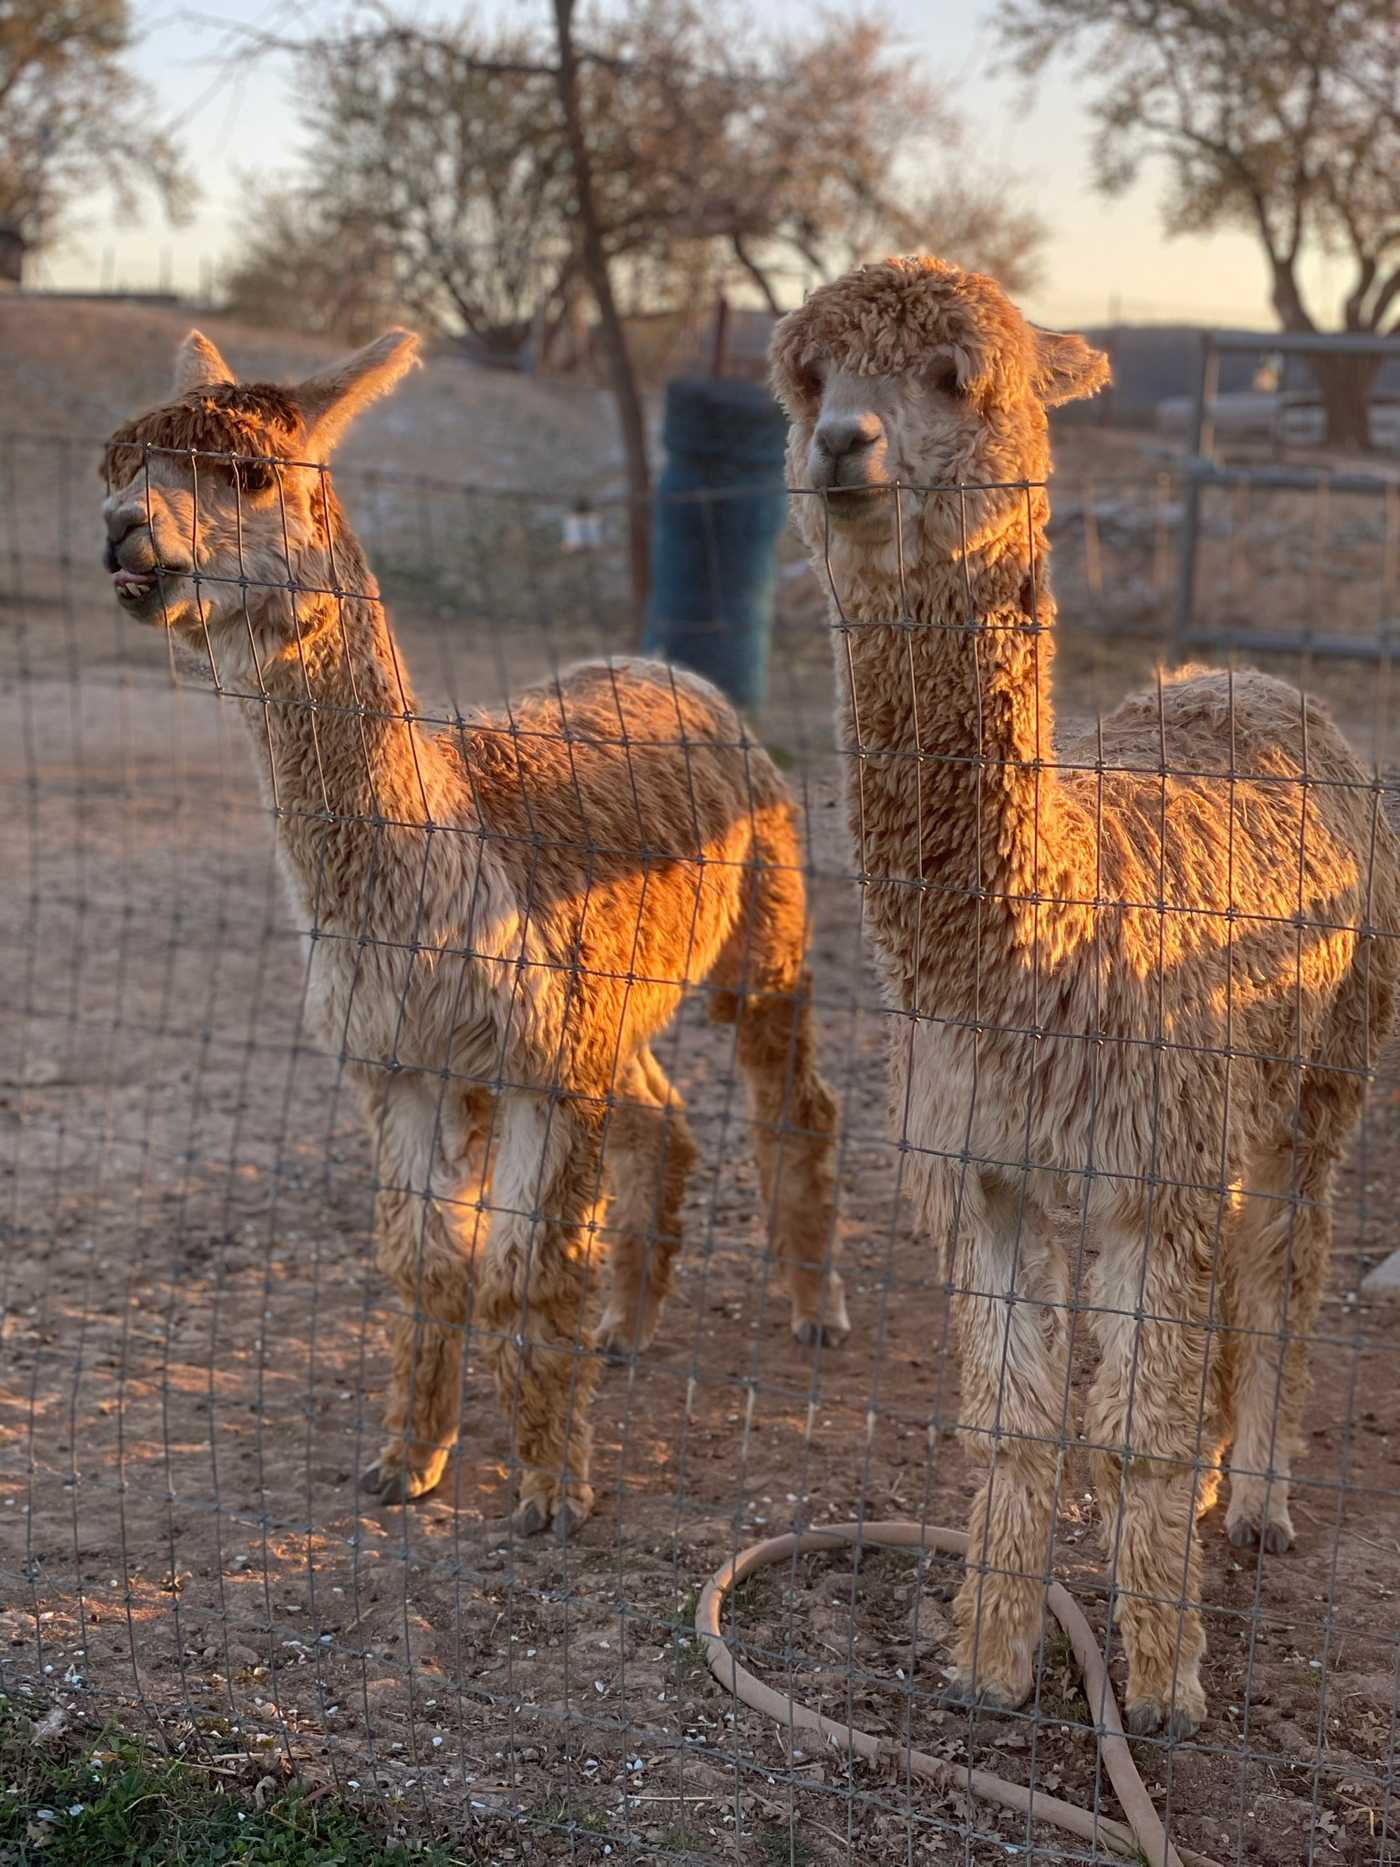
top-left (0, 297), bottom-right (620, 492)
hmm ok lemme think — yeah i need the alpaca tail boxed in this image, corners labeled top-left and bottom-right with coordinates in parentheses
top-left (708, 753), bottom-right (815, 1014)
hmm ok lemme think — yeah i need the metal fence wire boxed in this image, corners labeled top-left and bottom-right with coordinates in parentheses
top-left (1, 418), bottom-right (1398, 1867)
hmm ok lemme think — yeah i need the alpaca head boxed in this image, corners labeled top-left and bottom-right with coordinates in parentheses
top-left (769, 256), bottom-right (1108, 573)
top-left (100, 328), bottom-right (420, 644)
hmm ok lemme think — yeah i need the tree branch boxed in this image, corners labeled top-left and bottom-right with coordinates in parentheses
top-left (730, 234), bottom-right (782, 313)
top-left (1370, 262), bottom-right (1400, 333)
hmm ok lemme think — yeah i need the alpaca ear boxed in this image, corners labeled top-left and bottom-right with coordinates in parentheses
top-left (297, 329), bottom-right (421, 459)
top-left (1032, 328), bottom-right (1111, 407)
top-left (173, 330), bottom-right (234, 394)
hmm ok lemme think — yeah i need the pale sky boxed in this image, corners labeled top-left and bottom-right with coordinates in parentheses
top-left (38, 0), bottom-right (1352, 331)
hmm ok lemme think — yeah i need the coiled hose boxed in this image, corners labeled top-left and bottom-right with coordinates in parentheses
top-left (696, 1521), bottom-right (1222, 1867)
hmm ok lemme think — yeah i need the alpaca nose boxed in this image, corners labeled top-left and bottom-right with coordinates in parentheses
top-left (103, 500), bottom-right (155, 574)
top-left (105, 506), bottom-right (148, 548)
top-left (815, 412), bottom-right (883, 460)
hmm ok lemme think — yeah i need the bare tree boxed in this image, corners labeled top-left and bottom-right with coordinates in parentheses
top-left (572, 5), bottom-right (1045, 307)
top-left (225, 2), bottom-right (1045, 343)
top-left (1002, 0), bottom-right (1400, 448)
top-left (293, 20), bottom-right (574, 355)
top-left (0, 0), bottom-right (190, 252)
top-left (553, 0), bottom-right (653, 618)
top-left (220, 0), bottom-right (1046, 624)
top-left (221, 183), bottom-right (411, 346)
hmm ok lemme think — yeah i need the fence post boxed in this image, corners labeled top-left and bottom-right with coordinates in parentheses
top-left (1172, 333), bottom-right (1218, 658)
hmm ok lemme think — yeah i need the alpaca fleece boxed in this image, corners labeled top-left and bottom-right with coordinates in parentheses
top-left (100, 328), bottom-right (848, 1535)
top-left (771, 253), bottom-right (1399, 1737)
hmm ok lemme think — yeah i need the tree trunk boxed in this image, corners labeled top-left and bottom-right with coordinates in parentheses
top-left (1306, 352), bottom-right (1382, 452)
top-left (1268, 256), bottom-right (1314, 338)
top-left (1269, 255), bottom-right (1382, 453)
top-left (551, 0), bottom-right (652, 628)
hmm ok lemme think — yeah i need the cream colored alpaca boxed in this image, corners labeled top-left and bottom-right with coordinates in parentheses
top-left (100, 329), bottom-right (848, 1535)
top-left (771, 257), bottom-right (1398, 1736)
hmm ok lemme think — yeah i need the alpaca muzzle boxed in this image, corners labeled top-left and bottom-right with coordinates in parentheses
top-left (810, 411), bottom-right (889, 508)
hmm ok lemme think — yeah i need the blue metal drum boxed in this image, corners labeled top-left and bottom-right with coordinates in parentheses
top-left (641, 376), bottom-right (788, 713)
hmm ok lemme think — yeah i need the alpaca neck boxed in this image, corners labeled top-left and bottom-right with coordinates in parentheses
top-left (834, 527), bottom-right (1091, 1005)
top-left (231, 504), bottom-right (467, 933)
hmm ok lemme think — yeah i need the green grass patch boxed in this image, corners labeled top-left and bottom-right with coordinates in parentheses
top-left (1033, 1627), bottom-right (1089, 1723)
top-left (755, 1823), bottom-right (816, 1866)
top-left (656, 1825), bottom-right (712, 1859)
top-left (668, 1586), bottom-right (712, 1683)
top-left (0, 1698), bottom-right (471, 1866)
top-left (1041, 1627), bottom-right (1076, 1673)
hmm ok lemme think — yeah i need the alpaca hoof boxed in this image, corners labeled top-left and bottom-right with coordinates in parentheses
top-left (597, 1311), bottom-right (658, 1365)
top-left (1125, 1698), bottom-right (1202, 1743)
top-left (598, 1330), bottom-right (648, 1367)
top-left (792, 1318), bottom-right (848, 1349)
top-left (513, 1497), bottom-right (551, 1537)
top-left (1227, 1513), bottom-right (1294, 1554)
top-left (555, 1499), bottom-right (590, 1542)
top-left (512, 1494), bottom-right (592, 1539)
top-left (359, 1461), bottom-right (439, 1505)
top-left (937, 1675), bottom-right (1024, 1718)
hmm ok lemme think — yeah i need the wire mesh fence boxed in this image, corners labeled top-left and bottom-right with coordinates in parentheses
top-left (1, 333), bottom-right (1399, 1867)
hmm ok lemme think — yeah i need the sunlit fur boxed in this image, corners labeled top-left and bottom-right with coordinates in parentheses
top-left (101, 330), bottom-right (847, 1535)
top-left (771, 255), bottom-right (1399, 1737)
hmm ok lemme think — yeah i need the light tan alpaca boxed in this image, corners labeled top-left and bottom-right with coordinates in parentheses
top-left (100, 329), bottom-right (848, 1535)
top-left (770, 257), bottom-right (1398, 1736)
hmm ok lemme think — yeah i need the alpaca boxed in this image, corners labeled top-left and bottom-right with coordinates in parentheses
top-left (769, 257), bottom-right (1398, 1737)
top-left (100, 328), bottom-right (848, 1535)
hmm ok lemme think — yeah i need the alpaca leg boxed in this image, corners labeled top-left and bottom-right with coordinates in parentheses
top-left (711, 799), bottom-right (846, 1347)
top-left (948, 1179), bottom-right (1068, 1711)
top-left (1086, 1196), bottom-right (1224, 1738)
top-left (1224, 1136), bottom-right (1338, 1555)
top-left (361, 1085), bottom-right (487, 1505)
top-left (1189, 1198), bottom-right (1236, 1527)
top-left (596, 1048), bottom-right (697, 1361)
top-left (475, 1092), bottom-right (604, 1536)
top-left (726, 972), bottom-right (846, 1346)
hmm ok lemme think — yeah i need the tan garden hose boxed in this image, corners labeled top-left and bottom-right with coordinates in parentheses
top-left (695, 1521), bottom-right (1222, 1867)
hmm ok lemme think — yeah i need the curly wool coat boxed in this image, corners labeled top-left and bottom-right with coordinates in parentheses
top-left (99, 329), bottom-right (848, 1537)
top-left (770, 254), bottom-right (1399, 1737)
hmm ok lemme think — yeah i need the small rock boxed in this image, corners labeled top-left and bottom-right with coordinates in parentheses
top-left (228, 1643), bottom-right (260, 1667)
top-left (1361, 1250), bottom-right (1400, 1297)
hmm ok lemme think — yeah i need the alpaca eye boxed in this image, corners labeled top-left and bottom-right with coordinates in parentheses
top-left (231, 458), bottom-right (279, 497)
top-left (932, 361), bottom-right (963, 398)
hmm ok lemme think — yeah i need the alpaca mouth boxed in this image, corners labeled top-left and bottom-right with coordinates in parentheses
top-left (112, 563), bottom-right (189, 604)
top-left (822, 483), bottom-right (891, 525)
top-left (112, 568), bottom-right (155, 601)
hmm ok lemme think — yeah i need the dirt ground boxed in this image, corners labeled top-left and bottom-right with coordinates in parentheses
top-left (2, 310), bottom-right (1399, 1865)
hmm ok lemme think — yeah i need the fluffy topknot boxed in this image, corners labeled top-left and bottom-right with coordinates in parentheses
top-left (103, 383), bottom-right (306, 491)
top-left (769, 255), bottom-right (1110, 416)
